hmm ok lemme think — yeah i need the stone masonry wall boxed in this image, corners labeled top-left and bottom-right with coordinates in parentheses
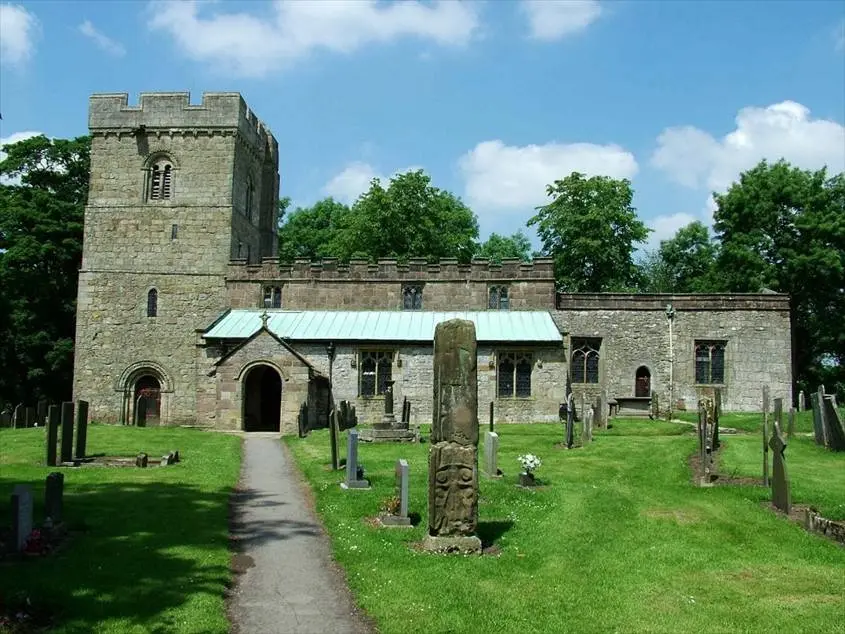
top-left (554, 294), bottom-right (792, 412)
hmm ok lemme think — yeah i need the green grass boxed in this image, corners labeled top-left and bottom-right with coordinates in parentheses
top-left (286, 420), bottom-right (845, 634)
top-left (0, 425), bottom-right (241, 634)
top-left (674, 408), bottom-right (844, 434)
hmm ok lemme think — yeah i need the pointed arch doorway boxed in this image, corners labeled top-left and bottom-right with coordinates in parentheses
top-left (242, 364), bottom-right (282, 432)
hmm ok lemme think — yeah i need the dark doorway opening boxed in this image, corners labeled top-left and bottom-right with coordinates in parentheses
top-left (243, 365), bottom-right (282, 432)
top-left (134, 375), bottom-right (162, 426)
top-left (635, 366), bottom-right (651, 398)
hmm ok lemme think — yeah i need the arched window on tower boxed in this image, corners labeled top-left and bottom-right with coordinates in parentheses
top-left (148, 158), bottom-right (174, 201)
top-left (147, 289), bottom-right (158, 317)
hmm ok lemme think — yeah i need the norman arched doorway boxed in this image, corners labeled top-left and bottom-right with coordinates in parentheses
top-left (134, 375), bottom-right (162, 426)
top-left (242, 365), bottom-right (282, 432)
top-left (635, 366), bottom-right (651, 398)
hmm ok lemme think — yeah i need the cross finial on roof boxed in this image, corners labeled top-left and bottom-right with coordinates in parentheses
top-left (260, 311), bottom-right (270, 329)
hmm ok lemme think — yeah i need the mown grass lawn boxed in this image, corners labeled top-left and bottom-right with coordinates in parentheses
top-left (286, 420), bottom-right (845, 634)
top-left (0, 425), bottom-right (241, 634)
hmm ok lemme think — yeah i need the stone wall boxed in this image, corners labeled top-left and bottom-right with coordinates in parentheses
top-left (554, 293), bottom-right (792, 412)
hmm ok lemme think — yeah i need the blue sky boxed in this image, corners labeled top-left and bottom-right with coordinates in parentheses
top-left (1, 0), bottom-right (843, 251)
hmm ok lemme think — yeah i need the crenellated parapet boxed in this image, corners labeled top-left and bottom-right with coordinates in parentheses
top-left (226, 256), bottom-right (555, 282)
top-left (88, 92), bottom-right (277, 157)
top-left (556, 292), bottom-right (791, 311)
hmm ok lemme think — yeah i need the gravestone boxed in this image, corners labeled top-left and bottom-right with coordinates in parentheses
top-left (489, 401), bottom-right (494, 432)
top-left (651, 392), bottom-right (660, 420)
top-left (36, 399), bottom-right (48, 426)
top-left (773, 397), bottom-right (783, 429)
top-left (297, 402), bottom-right (308, 438)
top-left (0, 409), bottom-right (10, 428)
top-left (565, 392), bottom-right (575, 449)
top-left (797, 390), bottom-right (805, 412)
top-left (60, 401), bottom-right (75, 463)
top-left (329, 407), bottom-right (340, 471)
top-left (45, 472), bottom-right (64, 524)
top-left (360, 382), bottom-right (416, 442)
top-left (768, 422), bottom-right (791, 514)
top-left (762, 386), bottom-right (770, 487)
top-left (424, 319), bottom-right (481, 554)
top-left (483, 431), bottom-right (500, 478)
top-left (75, 400), bottom-right (89, 459)
top-left (712, 388), bottom-right (722, 450)
top-left (599, 390), bottom-right (608, 428)
top-left (381, 459), bottom-right (411, 527)
top-left (136, 453), bottom-right (148, 468)
top-left (787, 407), bottom-right (795, 438)
top-left (337, 400), bottom-right (358, 431)
top-left (340, 429), bottom-right (370, 489)
top-left (13, 403), bottom-right (24, 429)
top-left (582, 406), bottom-right (594, 444)
top-left (821, 396), bottom-right (845, 451)
top-left (11, 484), bottom-right (33, 551)
top-left (401, 397), bottom-right (411, 425)
top-left (697, 399), bottom-right (711, 485)
top-left (810, 390), bottom-right (825, 446)
top-left (25, 406), bottom-right (36, 428)
top-left (46, 404), bottom-right (60, 466)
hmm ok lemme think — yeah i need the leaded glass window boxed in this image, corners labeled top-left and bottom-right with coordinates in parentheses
top-left (263, 286), bottom-right (282, 309)
top-left (403, 285), bottom-right (423, 310)
top-left (695, 341), bottom-right (726, 384)
top-left (359, 350), bottom-right (393, 397)
top-left (571, 338), bottom-right (600, 383)
top-left (497, 351), bottom-right (532, 398)
top-left (488, 285), bottom-right (509, 309)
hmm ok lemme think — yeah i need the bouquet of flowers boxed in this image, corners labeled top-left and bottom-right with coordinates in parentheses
top-left (517, 453), bottom-right (542, 475)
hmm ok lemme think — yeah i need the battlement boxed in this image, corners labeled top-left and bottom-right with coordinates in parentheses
top-left (88, 92), bottom-right (277, 154)
top-left (556, 292), bottom-right (791, 312)
top-left (226, 257), bottom-right (556, 282)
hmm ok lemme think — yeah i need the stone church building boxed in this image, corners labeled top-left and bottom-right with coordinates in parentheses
top-left (72, 92), bottom-right (793, 434)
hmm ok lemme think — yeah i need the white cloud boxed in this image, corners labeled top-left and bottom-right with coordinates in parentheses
top-left (78, 20), bottom-right (125, 57)
top-left (322, 162), bottom-right (424, 204)
top-left (458, 139), bottom-right (638, 213)
top-left (0, 130), bottom-right (43, 184)
top-left (836, 19), bottom-right (845, 52)
top-left (643, 211), bottom-right (698, 252)
top-left (147, 0), bottom-right (481, 77)
top-left (652, 101), bottom-right (845, 193)
top-left (521, 0), bottom-right (602, 41)
top-left (0, 3), bottom-right (38, 68)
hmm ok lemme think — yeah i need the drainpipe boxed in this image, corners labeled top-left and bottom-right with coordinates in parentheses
top-left (665, 303), bottom-right (676, 418)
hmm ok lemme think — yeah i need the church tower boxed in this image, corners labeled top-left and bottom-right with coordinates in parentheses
top-left (72, 92), bottom-right (279, 425)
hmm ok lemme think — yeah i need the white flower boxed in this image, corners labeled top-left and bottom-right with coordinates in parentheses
top-left (517, 453), bottom-right (542, 473)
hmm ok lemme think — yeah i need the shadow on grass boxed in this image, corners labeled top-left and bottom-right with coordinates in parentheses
top-left (0, 478), bottom-right (234, 634)
top-left (477, 520), bottom-right (514, 548)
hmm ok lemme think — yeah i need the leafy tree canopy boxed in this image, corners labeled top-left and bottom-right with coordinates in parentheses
top-left (277, 197), bottom-right (349, 262)
top-left (476, 230), bottom-right (533, 263)
top-left (0, 134), bottom-right (90, 407)
top-left (528, 172), bottom-right (651, 292)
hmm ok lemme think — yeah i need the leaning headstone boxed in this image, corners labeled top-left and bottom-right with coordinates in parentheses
top-left (821, 397), bottom-right (845, 451)
top-left (45, 472), bottom-right (64, 524)
top-left (810, 390), bottom-right (826, 446)
top-left (483, 431), bottom-right (500, 478)
top-left (797, 390), bottom-right (805, 412)
top-left (60, 401), bottom-right (75, 463)
top-left (46, 404), bottom-right (60, 467)
top-left (340, 429), bottom-right (370, 489)
top-left (424, 319), bottom-right (481, 554)
top-left (762, 386), bottom-right (770, 487)
top-left (768, 422), bottom-right (791, 514)
top-left (786, 407), bottom-right (795, 439)
top-left (13, 403), bottom-right (24, 429)
top-left (75, 400), bottom-right (89, 459)
top-left (11, 484), bottom-right (34, 551)
top-left (381, 459), bottom-right (411, 527)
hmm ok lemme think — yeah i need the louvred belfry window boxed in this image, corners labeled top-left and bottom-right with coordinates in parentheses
top-left (148, 160), bottom-right (173, 200)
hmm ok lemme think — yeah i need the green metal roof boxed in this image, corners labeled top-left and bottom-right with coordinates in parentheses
top-left (203, 310), bottom-right (562, 344)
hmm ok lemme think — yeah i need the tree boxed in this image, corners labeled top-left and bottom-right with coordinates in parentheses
top-left (713, 159), bottom-right (845, 395)
top-left (528, 172), bottom-right (651, 291)
top-left (476, 230), bottom-right (532, 262)
top-left (656, 221), bottom-right (718, 292)
top-left (277, 197), bottom-right (348, 262)
top-left (330, 170), bottom-right (479, 262)
top-left (0, 134), bottom-right (90, 407)
top-left (635, 250), bottom-right (673, 293)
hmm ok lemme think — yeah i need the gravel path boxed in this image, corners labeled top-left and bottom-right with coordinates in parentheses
top-left (228, 434), bottom-right (373, 634)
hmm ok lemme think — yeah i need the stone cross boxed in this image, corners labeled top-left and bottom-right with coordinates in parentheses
top-left (768, 422), bottom-right (791, 514)
top-left (60, 401), bottom-right (75, 463)
top-left (11, 484), bottom-right (33, 551)
top-left (424, 319), bottom-right (481, 554)
top-left (45, 472), bottom-right (64, 524)
top-left (260, 310), bottom-right (270, 328)
top-left (75, 400), bottom-right (89, 459)
top-left (46, 404), bottom-right (60, 467)
top-left (483, 431), bottom-right (500, 478)
top-left (762, 386), bottom-right (770, 487)
top-left (340, 429), bottom-right (370, 489)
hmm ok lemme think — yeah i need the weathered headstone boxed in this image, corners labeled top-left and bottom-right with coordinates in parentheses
top-left (401, 397), bottom-right (411, 425)
top-left (768, 422), bottom-right (790, 514)
top-left (483, 431), bottom-right (500, 478)
top-left (762, 386), bottom-right (770, 487)
top-left (651, 391), bottom-right (660, 420)
top-left (136, 452), bottom-right (148, 468)
top-left (565, 392), bottom-right (575, 449)
top-left (821, 396), bottom-right (845, 451)
top-left (13, 403), bottom-right (24, 429)
top-left (75, 400), bottom-right (89, 459)
top-left (810, 390), bottom-right (825, 446)
top-left (338, 400), bottom-right (358, 432)
top-left (45, 472), bottom-right (64, 523)
top-left (583, 406), bottom-right (594, 444)
top-left (297, 402), bottom-right (308, 437)
top-left (340, 429), bottom-right (370, 489)
top-left (329, 407), bottom-right (340, 470)
top-left (489, 401), bottom-right (494, 433)
top-left (787, 407), bottom-right (795, 438)
top-left (60, 401), bottom-right (75, 463)
top-left (698, 399), bottom-right (711, 485)
top-left (381, 459), bottom-right (411, 526)
top-left (46, 404), bottom-right (60, 467)
top-left (797, 390), bottom-right (805, 412)
top-left (424, 319), bottom-right (481, 554)
top-left (773, 397), bottom-right (783, 429)
top-left (382, 381), bottom-right (396, 424)
top-left (11, 484), bottom-right (33, 551)
top-left (599, 390), bottom-right (608, 428)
